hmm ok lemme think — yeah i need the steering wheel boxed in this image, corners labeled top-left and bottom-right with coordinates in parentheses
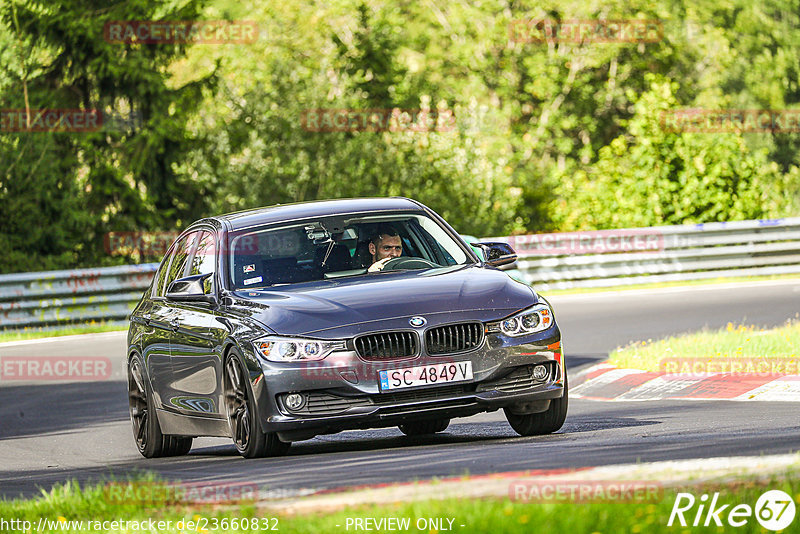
top-left (382, 257), bottom-right (440, 271)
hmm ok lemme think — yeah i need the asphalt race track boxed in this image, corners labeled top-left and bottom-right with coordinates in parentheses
top-left (1, 280), bottom-right (799, 499)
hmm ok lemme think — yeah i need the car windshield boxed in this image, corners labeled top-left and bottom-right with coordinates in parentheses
top-left (227, 212), bottom-right (472, 289)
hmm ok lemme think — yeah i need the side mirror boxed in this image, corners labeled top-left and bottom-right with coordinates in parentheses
top-left (471, 242), bottom-right (517, 267)
top-left (166, 273), bottom-right (217, 305)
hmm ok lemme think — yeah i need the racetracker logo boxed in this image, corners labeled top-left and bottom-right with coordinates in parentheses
top-left (660, 357), bottom-right (800, 378)
top-left (509, 19), bottom-right (663, 43)
top-left (103, 481), bottom-right (259, 505)
top-left (508, 229), bottom-right (664, 255)
top-left (104, 230), bottom-right (276, 258)
top-left (660, 109), bottom-right (800, 133)
top-left (301, 109), bottom-right (456, 133)
top-left (509, 480), bottom-right (662, 502)
top-left (104, 20), bottom-right (259, 44)
top-left (0, 109), bottom-right (142, 133)
top-left (0, 357), bottom-right (112, 382)
top-left (104, 232), bottom-right (180, 257)
top-left (668, 490), bottom-right (796, 530)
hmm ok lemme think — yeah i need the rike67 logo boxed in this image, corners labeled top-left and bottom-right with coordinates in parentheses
top-left (668, 490), bottom-right (796, 530)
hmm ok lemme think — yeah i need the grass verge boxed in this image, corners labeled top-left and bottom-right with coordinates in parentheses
top-left (0, 323), bottom-right (126, 343)
top-left (609, 320), bottom-right (800, 372)
top-left (1, 474), bottom-right (799, 533)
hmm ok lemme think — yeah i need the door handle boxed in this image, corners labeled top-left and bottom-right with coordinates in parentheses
top-left (169, 319), bottom-right (181, 332)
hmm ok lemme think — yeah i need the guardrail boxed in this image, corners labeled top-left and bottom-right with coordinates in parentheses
top-left (0, 264), bottom-right (157, 330)
top-left (492, 217), bottom-right (800, 291)
top-left (2, 217), bottom-right (800, 331)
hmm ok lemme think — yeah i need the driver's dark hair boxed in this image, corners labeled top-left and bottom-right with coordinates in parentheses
top-left (371, 225), bottom-right (400, 245)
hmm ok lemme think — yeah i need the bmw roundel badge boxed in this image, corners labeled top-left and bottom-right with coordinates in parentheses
top-left (409, 316), bottom-right (427, 328)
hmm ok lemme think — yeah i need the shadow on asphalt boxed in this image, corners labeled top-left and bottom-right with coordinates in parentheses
top-left (0, 381), bottom-right (129, 440)
top-left (188, 415), bottom-right (660, 458)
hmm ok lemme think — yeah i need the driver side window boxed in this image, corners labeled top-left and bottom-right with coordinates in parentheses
top-left (187, 231), bottom-right (216, 294)
top-left (162, 231), bottom-right (199, 295)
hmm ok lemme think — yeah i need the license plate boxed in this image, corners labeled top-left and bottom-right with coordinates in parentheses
top-left (379, 361), bottom-right (473, 391)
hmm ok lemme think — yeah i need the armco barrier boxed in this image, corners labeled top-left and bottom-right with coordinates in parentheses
top-left (490, 217), bottom-right (800, 291)
top-left (2, 217), bottom-right (800, 330)
top-left (0, 264), bottom-right (158, 330)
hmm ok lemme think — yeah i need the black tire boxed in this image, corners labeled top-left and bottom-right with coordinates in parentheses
top-left (128, 354), bottom-right (193, 458)
top-left (398, 418), bottom-right (450, 436)
top-left (505, 373), bottom-right (568, 436)
top-left (169, 436), bottom-right (194, 456)
top-left (224, 348), bottom-right (290, 459)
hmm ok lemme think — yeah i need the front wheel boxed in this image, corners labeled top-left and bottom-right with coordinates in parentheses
top-left (505, 373), bottom-right (568, 436)
top-left (224, 348), bottom-right (290, 459)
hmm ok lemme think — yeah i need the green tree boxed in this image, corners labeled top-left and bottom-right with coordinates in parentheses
top-left (0, 0), bottom-right (214, 272)
top-left (552, 78), bottom-right (798, 230)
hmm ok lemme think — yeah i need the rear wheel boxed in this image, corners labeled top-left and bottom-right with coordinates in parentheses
top-left (505, 373), bottom-right (568, 436)
top-left (398, 418), bottom-right (450, 436)
top-left (224, 348), bottom-right (290, 458)
top-left (128, 354), bottom-right (193, 458)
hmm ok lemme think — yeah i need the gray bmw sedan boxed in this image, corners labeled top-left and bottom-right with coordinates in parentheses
top-left (127, 197), bottom-right (566, 458)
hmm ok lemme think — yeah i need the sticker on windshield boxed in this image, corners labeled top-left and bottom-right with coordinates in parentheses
top-left (243, 276), bottom-right (262, 286)
top-left (243, 264), bottom-right (256, 273)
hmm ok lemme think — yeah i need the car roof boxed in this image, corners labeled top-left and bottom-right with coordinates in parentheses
top-left (213, 197), bottom-right (426, 230)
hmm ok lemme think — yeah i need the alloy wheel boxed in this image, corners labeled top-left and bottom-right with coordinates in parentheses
top-left (128, 359), bottom-right (149, 451)
top-left (224, 356), bottom-right (251, 452)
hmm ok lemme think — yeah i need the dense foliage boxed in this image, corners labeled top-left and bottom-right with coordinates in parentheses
top-left (1, 0), bottom-right (798, 272)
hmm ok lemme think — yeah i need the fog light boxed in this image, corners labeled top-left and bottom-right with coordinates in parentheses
top-left (532, 365), bottom-right (548, 380)
top-left (284, 393), bottom-right (306, 411)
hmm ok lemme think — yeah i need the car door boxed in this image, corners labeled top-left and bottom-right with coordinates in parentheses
top-left (167, 229), bottom-right (223, 417)
top-left (148, 231), bottom-right (199, 411)
top-left (143, 233), bottom-right (192, 408)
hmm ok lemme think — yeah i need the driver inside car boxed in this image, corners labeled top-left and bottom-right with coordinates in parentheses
top-left (367, 226), bottom-right (403, 272)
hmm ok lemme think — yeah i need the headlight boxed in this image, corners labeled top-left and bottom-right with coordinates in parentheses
top-left (490, 303), bottom-right (553, 337)
top-left (252, 336), bottom-right (346, 362)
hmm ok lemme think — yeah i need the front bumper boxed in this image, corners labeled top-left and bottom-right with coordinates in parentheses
top-left (248, 328), bottom-right (565, 441)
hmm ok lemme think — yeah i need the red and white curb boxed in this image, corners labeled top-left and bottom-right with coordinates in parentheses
top-left (572, 363), bottom-right (800, 401)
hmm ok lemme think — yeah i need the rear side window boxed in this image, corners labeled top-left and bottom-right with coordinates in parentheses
top-left (162, 231), bottom-right (199, 295)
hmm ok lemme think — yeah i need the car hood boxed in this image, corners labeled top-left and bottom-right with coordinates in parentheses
top-left (228, 265), bottom-right (537, 338)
